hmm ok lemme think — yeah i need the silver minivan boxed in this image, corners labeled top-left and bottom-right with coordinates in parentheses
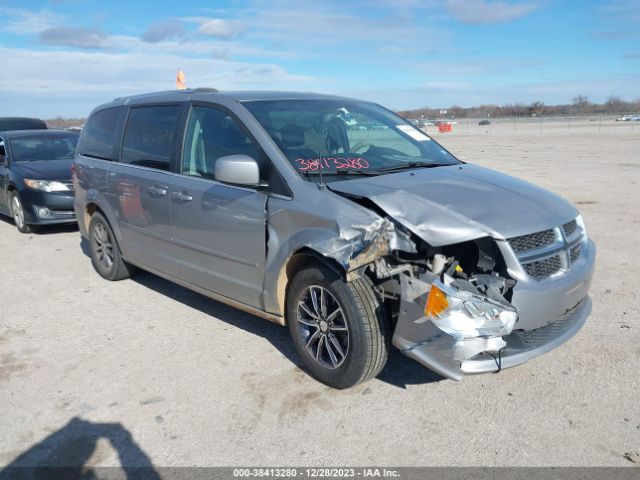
top-left (74, 89), bottom-right (595, 388)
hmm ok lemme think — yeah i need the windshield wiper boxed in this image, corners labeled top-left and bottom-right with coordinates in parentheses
top-left (373, 161), bottom-right (450, 173)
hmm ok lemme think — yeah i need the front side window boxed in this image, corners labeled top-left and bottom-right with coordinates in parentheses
top-left (181, 105), bottom-right (264, 180)
top-left (121, 105), bottom-right (182, 171)
top-left (243, 99), bottom-right (459, 182)
top-left (9, 134), bottom-right (79, 162)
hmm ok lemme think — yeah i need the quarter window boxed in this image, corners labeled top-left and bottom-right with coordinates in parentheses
top-left (121, 105), bottom-right (182, 171)
top-left (78, 107), bottom-right (124, 161)
top-left (181, 105), bottom-right (264, 180)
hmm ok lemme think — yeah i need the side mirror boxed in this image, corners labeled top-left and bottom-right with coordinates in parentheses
top-left (215, 154), bottom-right (260, 186)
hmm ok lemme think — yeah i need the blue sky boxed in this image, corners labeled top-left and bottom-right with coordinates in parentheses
top-left (1, 0), bottom-right (638, 117)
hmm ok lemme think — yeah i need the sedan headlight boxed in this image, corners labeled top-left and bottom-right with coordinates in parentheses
top-left (23, 179), bottom-right (70, 192)
top-left (425, 279), bottom-right (518, 340)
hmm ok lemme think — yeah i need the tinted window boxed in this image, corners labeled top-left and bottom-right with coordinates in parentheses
top-left (182, 105), bottom-right (264, 179)
top-left (10, 133), bottom-right (79, 162)
top-left (122, 105), bottom-right (182, 171)
top-left (78, 107), bottom-right (124, 160)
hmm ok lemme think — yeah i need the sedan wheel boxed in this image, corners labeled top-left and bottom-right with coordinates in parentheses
top-left (10, 192), bottom-right (33, 233)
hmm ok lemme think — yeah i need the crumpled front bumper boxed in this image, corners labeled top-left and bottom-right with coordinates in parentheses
top-left (392, 239), bottom-right (595, 381)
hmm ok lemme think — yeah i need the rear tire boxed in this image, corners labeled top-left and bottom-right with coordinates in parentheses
top-left (287, 263), bottom-right (390, 389)
top-left (88, 212), bottom-right (135, 281)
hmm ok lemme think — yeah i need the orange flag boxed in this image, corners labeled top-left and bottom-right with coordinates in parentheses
top-left (176, 68), bottom-right (186, 90)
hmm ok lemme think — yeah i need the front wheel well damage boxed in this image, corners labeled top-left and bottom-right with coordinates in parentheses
top-left (277, 248), bottom-right (348, 324)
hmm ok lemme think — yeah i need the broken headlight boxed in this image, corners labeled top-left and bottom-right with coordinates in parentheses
top-left (424, 279), bottom-right (518, 340)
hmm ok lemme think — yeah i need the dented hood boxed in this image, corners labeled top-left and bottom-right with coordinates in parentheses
top-left (328, 164), bottom-right (577, 246)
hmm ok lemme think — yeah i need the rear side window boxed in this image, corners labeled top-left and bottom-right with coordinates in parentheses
top-left (78, 107), bottom-right (124, 160)
top-left (121, 105), bottom-right (182, 171)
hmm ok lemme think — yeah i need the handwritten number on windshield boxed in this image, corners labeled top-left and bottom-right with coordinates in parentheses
top-left (296, 157), bottom-right (370, 171)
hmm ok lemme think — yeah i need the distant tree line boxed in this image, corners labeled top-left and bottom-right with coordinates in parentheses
top-left (44, 95), bottom-right (640, 126)
top-left (398, 96), bottom-right (640, 119)
top-left (45, 117), bottom-right (85, 128)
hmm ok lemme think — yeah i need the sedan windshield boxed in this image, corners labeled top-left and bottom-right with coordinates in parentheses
top-left (243, 99), bottom-right (459, 181)
top-left (10, 134), bottom-right (78, 162)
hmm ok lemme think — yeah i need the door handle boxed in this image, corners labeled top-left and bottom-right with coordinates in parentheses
top-left (172, 191), bottom-right (193, 202)
top-left (147, 185), bottom-right (167, 197)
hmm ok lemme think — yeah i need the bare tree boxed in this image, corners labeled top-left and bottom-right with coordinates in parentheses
top-left (572, 95), bottom-right (590, 113)
top-left (604, 95), bottom-right (626, 113)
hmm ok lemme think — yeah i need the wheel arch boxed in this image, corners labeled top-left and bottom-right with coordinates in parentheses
top-left (276, 247), bottom-right (347, 325)
top-left (83, 200), bottom-right (124, 246)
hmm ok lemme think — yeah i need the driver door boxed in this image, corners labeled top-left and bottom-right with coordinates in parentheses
top-left (170, 104), bottom-right (268, 308)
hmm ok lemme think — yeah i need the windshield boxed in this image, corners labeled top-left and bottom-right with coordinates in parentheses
top-left (10, 133), bottom-right (78, 162)
top-left (243, 99), bottom-right (459, 181)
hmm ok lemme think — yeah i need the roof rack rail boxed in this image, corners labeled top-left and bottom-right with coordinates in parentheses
top-left (191, 87), bottom-right (219, 93)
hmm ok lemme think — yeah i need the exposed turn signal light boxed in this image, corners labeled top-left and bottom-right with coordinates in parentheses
top-left (425, 284), bottom-right (449, 317)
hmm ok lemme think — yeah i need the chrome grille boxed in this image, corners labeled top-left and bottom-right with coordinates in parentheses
top-left (523, 255), bottom-right (562, 279)
top-left (507, 217), bottom-right (586, 281)
top-left (508, 229), bottom-right (555, 253)
top-left (563, 220), bottom-right (578, 237)
top-left (570, 244), bottom-right (581, 263)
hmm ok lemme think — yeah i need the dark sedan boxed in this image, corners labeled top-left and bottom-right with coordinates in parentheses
top-left (0, 117), bottom-right (47, 131)
top-left (0, 130), bottom-right (79, 233)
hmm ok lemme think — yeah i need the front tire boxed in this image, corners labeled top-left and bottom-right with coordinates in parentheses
top-left (88, 212), bottom-right (134, 281)
top-left (287, 263), bottom-right (389, 389)
top-left (10, 191), bottom-right (36, 234)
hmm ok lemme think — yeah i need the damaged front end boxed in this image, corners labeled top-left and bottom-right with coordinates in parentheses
top-left (390, 246), bottom-right (519, 380)
top-left (369, 234), bottom-right (525, 381)
top-left (328, 212), bottom-right (591, 381)
top-left (269, 180), bottom-right (593, 380)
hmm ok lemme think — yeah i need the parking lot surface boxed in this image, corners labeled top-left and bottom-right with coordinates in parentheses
top-left (1, 121), bottom-right (638, 467)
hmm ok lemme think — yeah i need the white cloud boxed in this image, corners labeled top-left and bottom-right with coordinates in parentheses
top-left (40, 26), bottom-right (110, 49)
top-left (444, 0), bottom-right (538, 24)
top-left (0, 45), bottom-right (318, 116)
top-left (198, 19), bottom-right (240, 38)
top-left (105, 34), bottom-right (294, 59)
top-left (182, 17), bottom-right (242, 39)
top-left (0, 7), bottom-right (64, 34)
top-left (142, 20), bottom-right (186, 43)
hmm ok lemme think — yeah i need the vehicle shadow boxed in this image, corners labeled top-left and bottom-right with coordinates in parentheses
top-left (0, 213), bottom-right (78, 235)
top-left (0, 417), bottom-right (161, 480)
top-left (79, 238), bottom-right (444, 389)
top-left (132, 269), bottom-right (444, 389)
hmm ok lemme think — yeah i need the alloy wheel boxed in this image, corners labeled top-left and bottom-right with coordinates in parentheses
top-left (92, 222), bottom-right (115, 271)
top-left (296, 285), bottom-right (350, 369)
top-left (11, 195), bottom-right (25, 229)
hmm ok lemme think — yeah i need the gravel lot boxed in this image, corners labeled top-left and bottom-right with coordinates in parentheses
top-left (0, 121), bottom-right (638, 468)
